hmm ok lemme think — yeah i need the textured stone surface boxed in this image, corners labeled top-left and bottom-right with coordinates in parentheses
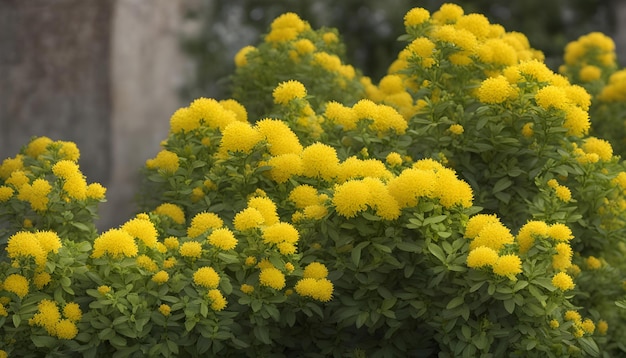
top-left (0, 0), bottom-right (113, 183)
top-left (99, 0), bottom-right (186, 229)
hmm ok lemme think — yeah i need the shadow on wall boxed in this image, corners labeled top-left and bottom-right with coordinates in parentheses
top-left (0, 0), bottom-right (187, 231)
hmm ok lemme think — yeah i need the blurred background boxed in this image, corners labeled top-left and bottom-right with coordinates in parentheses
top-left (1, 0), bottom-right (625, 230)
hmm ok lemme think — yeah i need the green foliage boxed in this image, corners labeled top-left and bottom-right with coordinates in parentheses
top-left (2, 3), bottom-right (626, 357)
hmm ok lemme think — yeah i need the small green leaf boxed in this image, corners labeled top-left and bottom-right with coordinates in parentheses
top-left (446, 296), bottom-right (464, 310)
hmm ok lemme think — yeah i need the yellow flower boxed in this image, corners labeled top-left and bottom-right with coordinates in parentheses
top-left (284, 262), bottom-right (295, 272)
top-left (86, 183), bottom-right (106, 200)
top-left (234, 45), bottom-right (256, 67)
top-left (266, 153), bottom-right (303, 183)
top-left (521, 123), bottom-right (534, 137)
top-left (151, 270), bottom-right (170, 284)
top-left (58, 141), bottom-right (80, 161)
top-left (155, 203), bottom-right (185, 224)
top-left (547, 223), bottom-right (573, 242)
top-left (63, 302), bottom-right (82, 322)
top-left (35, 231), bottom-right (61, 254)
top-left (233, 207), bottom-right (265, 231)
top-left (218, 121), bottom-right (263, 155)
top-left (7, 231), bottom-right (47, 268)
top-left (582, 137), bottom-right (613, 161)
top-left (4, 274), bottom-right (29, 298)
top-left (0, 303), bottom-right (7, 317)
top-left (146, 150), bottom-right (180, 174)
top-left (179, 241), bottom-right (203, 259)
top-left (136, 255), bottom-right (158, 272)
top-left (219, 99), bottom-right (248, 123)
top-left (552, 272), bottom-right (575, 291)
top-left (554, 185), bottom-right (571, 202)
top-left (29, 299), bottom-right (60, 335)
top-left (404, 7), bottom-right (430, 26)
top-left (262, 222), bottom-right (299, 245)
top-left (516, 220), bottom-right (549, 253)
top-left (477, 76), bottom-right (517, 104)
top-left (207, 289), bottom-right (227, 311)
top-left (492, 254), bottom-right (522, 278)
top-left (597, 320), bottom-right (608, 335)
top-left (278, 242), bottom-right (297, 255)
top-left (33, 272), bottom-right (52, 289)
top-left (564, 310), bottom-right (581, 323)
top-left (303, 262), bottom-right (329, 279)
top-left (193, 267), bottom-right (220, 289)
top-left (470, 222), bottom-right (515, 251)
top-left (563, 105), bottom-right (590, 137)
top-left (18, 178), bottom-right (52, 211)
top-left (163, 257), bottom-right (177, 269)
top-left (579, 65), bottom-right (601, 82)
top-left (189, 97), bottom-right (237, 130)
top-left (55, 319), bottom-right (78, 339)
top-left (585, 256), bottom-right (602, 270)
top-left (241, 284), bottom-right (255, 294)
top-left (97, 285), bottom-right (111, 295)
top-left (294, 277), bottom-right (334, 302)
top-left (581, 319), bottom-right (595, 334)
top-left (256, 119), bottom-right (303, 155)
top-left (552, 243), bottom-right (573, 271)
top-left (273, 80), bottom-right (307, 105)
top-left (289, 185), bottom-right (319, 208)
top-left (208, 228), bottom-right (238, 250)
top-left (387, 168), bottom-right (436, 208)
top-left (164, 236), bottom-right (179, 250)
top-left (300, 143), bottom-right (340, 181)
top-left (385, 152), bottom-right (403, 167)
top-left (248, 197), bottom-right (279, 226)
top-left (187, 212), bottom-right (224, 238)
top-left (449, 124), bottom-right (464, 135)
top-left (122, 217), bottom-right (158, 248)
top-left (6, 170), bottom-right (29, 187)
top-left (534, 85), bottom-right (569, 110)
top-left (0, 185), bottom-right (14, 202)
top-left (245, 256), bottom-right (257, 266)
top-left (25, 136), bottom-right (53, 158)
top-left (332, 180), bottom-right (370, 218)
top-left (549, 319), bottom-right (560, 329)
top-left (432, 3), bottom-right (464, 24)
top-left (159, 304), bottom-right (171, 316)
top-left (466, 246), bottom-right (499, 268)
top-left (432, 168), bottom-right (473, 208)
top-left (464, 214), bottom-right (501, 240)
top-left (259, 267), bottom-right (286, 290)
top-left (324, 101), bottom-right (359, 130)
top-left (92, 229), bottom-right (138, 259)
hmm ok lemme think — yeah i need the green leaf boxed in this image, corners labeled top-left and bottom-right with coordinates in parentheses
top-left (503, 299), bottom-right (515, 314)
top-left (446, 296), bottom-right (464, 310)
top-left (427, 243), bottom-right (446, 263)
top-left (351, 241), bottom-right (370, 267)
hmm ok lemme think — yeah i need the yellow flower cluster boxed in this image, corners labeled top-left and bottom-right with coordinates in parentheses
top-left (295, 262), bottom-right (333, 302)
top-left (52, 160), bottom-right (88, 200)
top-left (560, 32), bottom-right (616, 84)
top-left (146, 150), bottom-right (180, 174)
top-left (28, 299), bottom-right (80, 339)
top-left (154, 203), bottom-right (185, 224)
top-left (273, 80), bottom-right (307, 105)
top-left (265, 12), bottom-right (310, 43)
top-left (387, 160), bottom-right (472, 210)
top-left (547, 179), bottom-right (572, 202)
top-left (598, 69), bottom-right (626, 102)
top-left (324, 99), bottom-right (408, 135)
top-left (91, 228), bottom-right (139, 259)
top-left (7, 230), bottom-right (61, 270)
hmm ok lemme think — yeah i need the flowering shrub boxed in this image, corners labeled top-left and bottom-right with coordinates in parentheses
top-left (2, 3), bottom-right (626, 357)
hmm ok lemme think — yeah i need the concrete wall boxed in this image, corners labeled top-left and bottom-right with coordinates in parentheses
top-left (99, 0), bottom-right (187, 229)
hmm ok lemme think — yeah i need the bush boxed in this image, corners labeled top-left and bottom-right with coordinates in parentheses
top-left (2, 3), bottom-right (625, 357)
